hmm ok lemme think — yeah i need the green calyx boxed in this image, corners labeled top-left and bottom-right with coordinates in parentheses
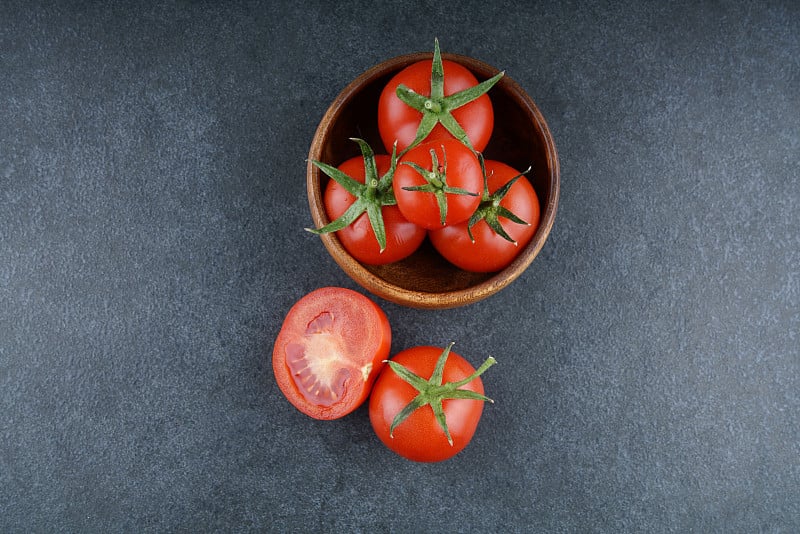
top-left (401, 145), bottom-right (479, 226)
top-left (467, 155), bottom-right (532, 244)
top-left (387, 342), bottom-right (496, 446)
top-left (396, 38), bottom-right (504, 153)
top-left (307, 138), bottom-right (398, 252)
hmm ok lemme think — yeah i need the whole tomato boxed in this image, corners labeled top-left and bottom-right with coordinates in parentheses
top-left (377, 39), bottom-right (503, 154)
top-left (368, 343), bottom-right (496, 462)
top-left (430, 159), bottom-right (540, 272)
top-left (309, 138), bottom-right (426, 265)
top-left (273, 287), bottom-right (391, 420)
top-left (393, 139), bottom-right (482, 230)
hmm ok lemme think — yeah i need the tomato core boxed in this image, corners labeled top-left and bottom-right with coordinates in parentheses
top-left (272, 287), bottom-right (392, 420)
top-left (284, 311), bottom-right (366, 407)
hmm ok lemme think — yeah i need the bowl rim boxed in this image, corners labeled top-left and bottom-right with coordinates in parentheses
top-left (307, 51), bottom-right (560, 309)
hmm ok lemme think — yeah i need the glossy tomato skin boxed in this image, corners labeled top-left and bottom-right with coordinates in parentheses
top-left (324, 155), bottom-right (426, 265)
top-left (368, 346), bottom-right (486, 462)
top-left (393, 139), bottom-right (482, 230)
top-left (272, 287), bottom-right (391, 420)
top-left (429, 160), bottom-right (540, 272)
top-left (377, 59), bottom-right (494, 154)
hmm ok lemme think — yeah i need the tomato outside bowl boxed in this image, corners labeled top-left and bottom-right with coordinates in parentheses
top-left (307, 51), bottom-right (560, 309)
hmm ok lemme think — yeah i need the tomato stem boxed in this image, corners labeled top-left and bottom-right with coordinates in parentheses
top-left (466, 154), bottom-right (532, 244)
top-left (307, 138), bottom-right (399, 252)
top-left (401, 145), bottom-right (479, 226)
top-left (395, 38), bottom-right (504, 154)
top-left (387, 342), bottom-right (495, 446)
top-left (424, 99), bottom-right (442, 113)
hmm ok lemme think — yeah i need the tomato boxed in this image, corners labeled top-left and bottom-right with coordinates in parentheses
top-left (368, 343), bottom-right (496, 462)
top-left (272, 287), bottom-right (391, 420)
top-left (321, 153), bottom-right (426, 265)
top-left (393, 139), bottom-right (482, 229)
top-left (377, 39), bottom-right (503, 154)
top-left (429, 159), bottom-right (540, 272)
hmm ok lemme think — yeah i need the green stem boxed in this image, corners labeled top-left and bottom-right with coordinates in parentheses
top-left (424, 99), bottom-right (442, 113)
top-left (307, 138), bottom-right (399, 252)
top-left (395, 38), bottom-right (504, 152)
top-left (467, 155), bottom-right (533, 244)
top-left (400, 145), bottom-right (476, 226)
top-left (387, 343), bottom-right (496, 443)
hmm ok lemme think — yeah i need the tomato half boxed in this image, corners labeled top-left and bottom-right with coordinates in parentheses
top-left (272, 287), bottom-right (391, 420)
top-left (429, 159), bottom-right (540, 272)
top-left (377, 58), bottom-right (496, 154)
top-left (393, 139), bottom-right (482, 230)
top-left (368, 344), bottom-right (495, 462)
top-left (323, 154), bottom-right (426, 264)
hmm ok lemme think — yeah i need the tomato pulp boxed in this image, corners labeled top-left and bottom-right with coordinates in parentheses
top-left (272, 287), bottom-right (391, 420)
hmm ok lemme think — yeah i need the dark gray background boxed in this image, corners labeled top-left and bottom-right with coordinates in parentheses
top-left (2, 1), bottom-right (798, 532)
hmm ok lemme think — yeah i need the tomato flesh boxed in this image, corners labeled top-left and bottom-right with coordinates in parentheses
top-left (273, 287), bottom-right (391, 420)
top-left (285, 312), bottom-right (353, 406)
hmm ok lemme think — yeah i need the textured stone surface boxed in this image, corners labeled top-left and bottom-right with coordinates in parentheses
top-left (1, 1), bottom-right (798, 531)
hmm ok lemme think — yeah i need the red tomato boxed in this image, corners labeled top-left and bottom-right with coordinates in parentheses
top-left (368, 343), bottom-right (495, 462)
top-left (393, 139), bottom-right (482, 229)
top-left (272, 287), bottom-right (391, 420)
top-left (323, 154), bottom-right (426, 264)
top-left (429, 160), bottom-right (540, 272)
top-left (377, 39), bottom-right (501, 154)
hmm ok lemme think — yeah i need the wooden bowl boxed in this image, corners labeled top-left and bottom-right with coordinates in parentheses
top-left (307, 51), bottom-right (560, 309)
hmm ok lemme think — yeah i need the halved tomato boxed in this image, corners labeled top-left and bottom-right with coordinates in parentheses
top-left (272, 287), bottom-right (391, 420)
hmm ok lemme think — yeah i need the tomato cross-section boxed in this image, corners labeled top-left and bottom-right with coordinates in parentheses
top-left (272, 287), bottom-right (391, 420)
top-left (285, 312), bottom-right (354, 406)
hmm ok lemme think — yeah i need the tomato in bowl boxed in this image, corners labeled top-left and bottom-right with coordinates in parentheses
top-left (306, 44), bottom-right (559, 309)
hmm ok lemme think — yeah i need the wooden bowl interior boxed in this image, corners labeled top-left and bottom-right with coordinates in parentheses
top-left (308, 53), bottom-right (559, 308)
